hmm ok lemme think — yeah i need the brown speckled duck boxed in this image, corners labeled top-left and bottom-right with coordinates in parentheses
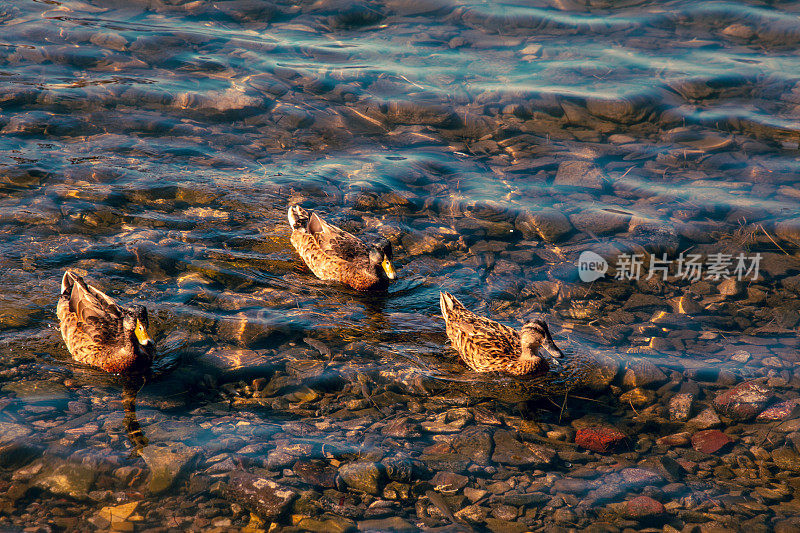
top-left (439, 291), bottom-right (562, 376)
top-left (56, 271), bottom-right (155, 373)
top-left (288, 205), bottom-right (396, 291)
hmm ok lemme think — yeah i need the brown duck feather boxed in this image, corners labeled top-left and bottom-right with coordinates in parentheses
top-left (308, 212), bottom-right (370, 261)
top-left (439, 291), bottom-right (556, 376)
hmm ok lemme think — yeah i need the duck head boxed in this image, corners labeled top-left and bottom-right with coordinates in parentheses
top-left (520, 319), bottom-right (563, 368)
top-left (368, 238), bottom-right (396, 281)
top-left (124, 305), bottom-right (156, 361)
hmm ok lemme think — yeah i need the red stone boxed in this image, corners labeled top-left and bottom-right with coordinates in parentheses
top-left (575, 426), bottom-right (626, 453)
top-left (756, 399), bottom-right (800, 421)
top-left (690, 429), bottom-right (733, 454)
top-left (622, 496), bottom-right (666, 519)
top-left (675, 458), bottom-right (697, 473)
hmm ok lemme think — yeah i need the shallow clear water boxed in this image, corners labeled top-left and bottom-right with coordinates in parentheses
top-left (2, 0), bottom-right (800, 531)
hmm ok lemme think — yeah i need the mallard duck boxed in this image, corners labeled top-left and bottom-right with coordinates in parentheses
top-left (439, 291), bottom-right (562, 376)
top-left (288, 205), bottom-right (396, 291)
top-left (56, 271), bottom-right (155, 373)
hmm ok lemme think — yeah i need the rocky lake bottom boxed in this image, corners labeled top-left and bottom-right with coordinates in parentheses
top-left (2, 0), bottom-right (800, 531)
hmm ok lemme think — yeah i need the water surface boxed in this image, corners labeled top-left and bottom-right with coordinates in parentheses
top-left (2, 0), bottom-right (800, 530)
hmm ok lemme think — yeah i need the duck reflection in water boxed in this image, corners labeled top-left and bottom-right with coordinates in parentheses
top-left (121, 374), bottom-right (149, 455)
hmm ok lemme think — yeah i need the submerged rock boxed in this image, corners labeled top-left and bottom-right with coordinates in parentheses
top-left (294, 516), bottom-right (355, 533)
top-left (2, 380), bottom-right (70, 403)
top-left (774, 218), bottom-right (800, 246)
top-left (622, 360), bottom-right (667, 389)
top-left (452, 427), bottom-right (493, 465)
top-left (172, 87), bottom-right (268, 120)
top-left (140, 442), bottom-right (199, 494)
top-left (617, 495), bottom-right (666, 519)
top-left (668, 393), bottom-right (694, 422)
top-left (492, 430), bottom-right (556, 466)
top-left (586, 95), bottom-right (652, 124)
top-left (686, 407), bottom-right (722, 430)
top-left (381, 417), bottom-right (420, 438)
top-left (515, 209), bottom-right (573, 242)
top-left (628, 221), bottom-right (680, 254)
top-left (582, 354), bottom-right (619, 391)
top-left (215, 313), bottom-right (278, 348)
top-left (198, 347), bottom-right (273, 377)
top-left (570, 208), bottom-right (630, 235)
top-left (656, 432), bottom-right (691, 446)
top-left (294, 460), bottom-right (337, 488)
top-left (690, 430), bottom-right (733, 454)
top-left (713, 381), bottom-right (773, 421)
top-left (225, 472), bottom-right (298, 521)
top-left (91, 502), bottom-right (139, 530)
top-left (382, 457), bottom-right (417, 483)
top-left (33, 461), bottom-right (97, 499)
top-left (619, 387), bottom-right (654, 407)
top-left (757, 399), bottom-right (800, 421)
top-left (554, 161), bottom-right (608, 190)
top-left (575, 426), bottom-right (626, 453)
top-left (0, 441), bottom-right (40, 469)
top-left (721, 23), bottom-right (755, 39)
top-left (338, 461), bottom-right (384, 495)
top-left (772, 448), bottom-right (800, 472)
top-left (0, 422), bottom-right (33, 445)
top-left (357, 516), bottom-right (417, 532)
top-left (455, 504), bottom-right (489, 524)
top-left (620, 468), bottom-right (665, 489)
top-left (431, 471), bottom-right (469, 494)
top-left (387, 100), bottom-right (456, 127)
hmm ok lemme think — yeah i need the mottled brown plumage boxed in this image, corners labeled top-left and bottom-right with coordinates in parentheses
top-left (288, 205), bottom-right (396, 291)
top-left (439, 291), bottom-right (562, 376)
top-left (56, 271), bottom-right (155, 373)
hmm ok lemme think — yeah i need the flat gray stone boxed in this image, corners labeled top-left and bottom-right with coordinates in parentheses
top-left (570, 208), bottom-right (630, 235)
top-left (140, 442), bottom-right (199, 494)
top-left (225, 472), bottom-right (298, 521)
top-left (492, 430), bottom-right (555, 466)
top-left (686, 407), bottom-right (722, 430)
top-left (554, 161), bottom-right (608, 190)
top-left (0, 422), bottom-right (33, 444)
top-left (34, 461), bottom-right (97, 499)
top-left (669, 393), bottom-right (694, 422)
top-left (515, 209), bottom-right (573, 242)
top-left (338, 461), bottom-right (384, 495)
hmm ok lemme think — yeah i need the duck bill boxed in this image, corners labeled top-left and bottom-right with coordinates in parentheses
top-left (543, 338), bottom-right (564, 366)
top-left (134, 319), bottom-right (153, 346)
top-left (381, 258), bottom-right (396, 280)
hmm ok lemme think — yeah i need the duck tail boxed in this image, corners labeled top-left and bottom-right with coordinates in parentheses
top-left (439, 291), bottom-right (457, 321)
top-left (288, 205), bottom-right (310, 230)
top-left (61, 270), bottom-right (82, 297)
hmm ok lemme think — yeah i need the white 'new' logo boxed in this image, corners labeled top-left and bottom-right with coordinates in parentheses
top-left (577, 251), bottom-right (608, 282)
